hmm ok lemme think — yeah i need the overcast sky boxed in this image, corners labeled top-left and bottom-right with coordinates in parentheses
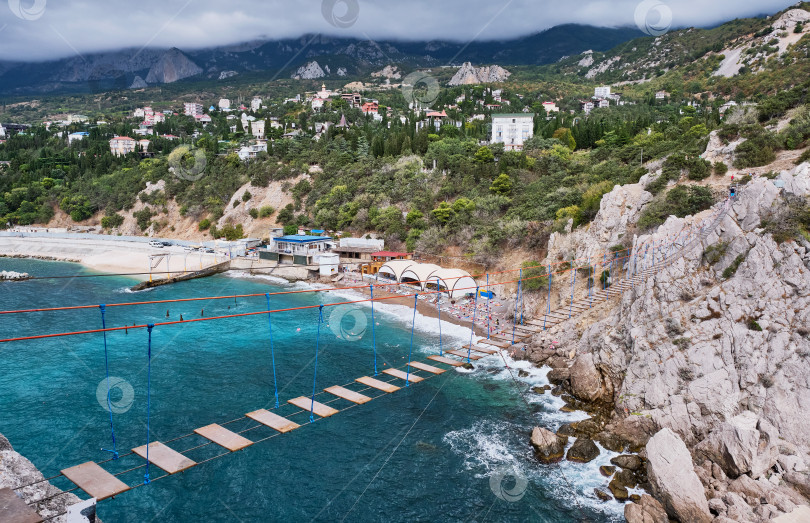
top-left (0, 0), bottom-right (798, 61)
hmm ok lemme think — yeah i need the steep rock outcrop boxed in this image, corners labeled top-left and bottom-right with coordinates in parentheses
top-left (145, 48), bottom-right (202, 84)
top-left (448, 62), bottom-right (511, 85)
top-left (646, 428), bottom-right (712, 523)
top-left (292, 61), bottom-right (326, 80)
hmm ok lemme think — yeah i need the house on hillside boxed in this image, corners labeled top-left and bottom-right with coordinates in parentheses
top-left (491, 113), bottom-right (535, 151)
top-left (68, 132), bottom-right (89, 145)
top-left (184, 103), bottom-right (203, 117)
top-left (218, 98), bottom-right (231, 110)
top-left (251, 97), bottom-right (262, 111)
top-left (361, 102), bottom-right (379, 114)
top-left (110, 136), bottom-right (136, 156)
top-left (594, 86), bottom-right (611, 98)
top-left (542, 101), bottom-right (560, 113)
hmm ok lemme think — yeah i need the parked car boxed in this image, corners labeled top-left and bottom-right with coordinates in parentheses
top-left (148, 240), bottom-right (164, 248)
top-left (161, 241), bottom-right (172, 247)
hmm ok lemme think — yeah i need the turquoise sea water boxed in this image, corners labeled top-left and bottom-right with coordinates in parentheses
top-left (0, 258), bottom-right (627, 522)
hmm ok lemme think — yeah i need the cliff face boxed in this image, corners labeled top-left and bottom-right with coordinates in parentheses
top-left (447, 62), bottom-right (511, 85)
top-left (144, 48), bottom-right (202, 84)
top-left (524, 162), bottom-right (810, 521)
top-left (0, 433), bottom-right (83, 522)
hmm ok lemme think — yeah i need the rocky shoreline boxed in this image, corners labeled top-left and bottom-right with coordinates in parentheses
top-left (515, 163), bottom-right (810, 521)
top-left (0, 433), bottom-right (85, 522)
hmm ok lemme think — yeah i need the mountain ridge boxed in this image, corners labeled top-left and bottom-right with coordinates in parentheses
top-left (0, 24), bottom-right (643, 95)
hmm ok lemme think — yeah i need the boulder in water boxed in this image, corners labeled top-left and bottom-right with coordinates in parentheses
top-left (566, 438), bottom-right (600, 463)
top-left (530, 427), bottom-right (567, 463)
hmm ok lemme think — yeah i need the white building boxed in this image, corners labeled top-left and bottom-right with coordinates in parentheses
top-left (184, 103), bottom-right (203, 117)
top-left (68, 132), bottom-right (89, 145)
top-left (109, 136), bottom-right (136, 156)
top-left (491, 114), bottom-right (535, 151)
top-left (541, 101), bottom-right (559, 113)
top-left (238, 141), bottom-right (268, 161)
top-left (251, 97), bottom-right (262, 111)
top-left (597, 99), bottom-right (610, 108)
top-left (581, 101), bottom-right (595, 115)
top-left (594, 86), bottom-right (611, 98)
top-left (251, 119), bottom-right (266, 139)
top-left (218, 98), bottom-right (231, 110)
top-left (1, 124), bottom-right (7, 138)
top-left (311, 98), bottom-right (326, 110)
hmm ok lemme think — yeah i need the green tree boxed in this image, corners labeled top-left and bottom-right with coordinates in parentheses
top-left (489, 173), bottom-right (512, 195)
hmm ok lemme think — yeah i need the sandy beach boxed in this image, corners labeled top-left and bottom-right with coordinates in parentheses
top-left (0, 235), bottom-right (223, 281)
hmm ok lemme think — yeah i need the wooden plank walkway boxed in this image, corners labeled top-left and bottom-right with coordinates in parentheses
top-left (288, 397), bottom-right (339, 418)
top-left (247, 409), bottom-right (300, 433)
top-left (428, 355), bottom-right (464, 367)
top-left (446, 349), bottom-right (482, 360)
top-left (408, 361), bottom-right (446, 374)
top-left (325, 385), bottom-right (372, 404)
top-left (356, 376), bottom-right (400, 393)
top-left (61, 462), bottom-right (130, 501)
top-left (383, 368), bottom-right (424, 383)
top-left (132, 442), bottom-right (196, 474)
top-left (194, 424), bottom-right (253, 452)
top-left (461, 344), bottom-right (497, 355)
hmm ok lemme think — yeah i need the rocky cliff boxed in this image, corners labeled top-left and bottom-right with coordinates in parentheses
top-left (144, 48), bottom-right (202, 84)
top-left (448, 62), bottom-right (511, 86)
top-left (0, 433), bottom-right (83, 522)
top-left (522, 162), bottom-right (810, 521)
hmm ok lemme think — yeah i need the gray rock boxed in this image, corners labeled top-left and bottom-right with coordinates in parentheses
top-left (611, 454), bottom-right (644, 471)
top-left (783, 471), bottom-right (810, 498)
top-left (566, 438), bottom-right (600, 463)
top-left (530, 427), bottom-right (567, 463)
top-left (569, 353), bottom-right (608, 402)
top-left (646, 428), bottom-right (712, 523)
top-left (695, 412), bottom-right (760, 478)
top-left (624, 494), bottom-right (668, 523)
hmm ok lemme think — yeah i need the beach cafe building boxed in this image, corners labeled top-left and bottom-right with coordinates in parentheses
top-left (261, 235), bottom-right (333, 265)
top-left (376, 261), bottom-right (476, 299)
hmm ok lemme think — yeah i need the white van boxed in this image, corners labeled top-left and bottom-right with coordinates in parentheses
top-left (148, 240), bottom-right (164, 248)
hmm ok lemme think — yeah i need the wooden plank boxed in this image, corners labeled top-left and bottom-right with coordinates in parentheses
top-left (132, 442), bottom-right (196, 475)
top-left (383, 368), bottom-right (424, 383)
top-left (356, 376), bottom-right (400, 393)
top-left (325, 385), bottom-right (372, 404)
top-left (482, 339), bottom-right (511, 348)
top-left (0, 488), bottom-right (43, 523)
top-left (428, 355), bottom-right (464, 367)
top-left (247, 409), bottom-right (300, 433)
top-left (408, 361), bottom-right (446, 374)
top-left (446, 350), bottom-right (482, 361)
top-left (61, 462), bottom-right (130, 501)
top-left (288, 396), bottom-right (339, 418)
top-left (194, 424), bottom-right (253, 452)
top-left (462, 344), bottom-right (497, 354)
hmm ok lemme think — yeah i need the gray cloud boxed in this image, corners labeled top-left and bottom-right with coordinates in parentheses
top-left (0, 0), bottom-right (798, 62)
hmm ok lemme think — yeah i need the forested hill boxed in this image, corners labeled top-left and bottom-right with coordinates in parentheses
top-left (1, 5), bottom-right (809, 262)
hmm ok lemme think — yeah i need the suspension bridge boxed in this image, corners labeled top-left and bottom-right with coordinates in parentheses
top-left (0, 196), bottom-right (732, 522)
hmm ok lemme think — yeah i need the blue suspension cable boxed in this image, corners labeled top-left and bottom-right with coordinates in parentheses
top-left (468, 287), bottom-right (480, 362)
top-left (265, 294), bottom-right (279, 409)
top-left (543, 266), bottom-right (552, 331)
top-left (99, 304), bottom-right (119, 460)
top-left (144, 323), bottom-right (154, 485)
top-left (435, 278), bottom-right (443, 357)
top-left (511, 271), bottom-right (522, 344)
top-left (486, 273), bottom-right (490, 340)
top-left (406, 294), bottom-right (417, 386)
top-left (568, 262), bottom-right (576, 319)
top-left (310, 305), bottom-right (324, 422)
top-left (370, 285), bottom-right (378, 376)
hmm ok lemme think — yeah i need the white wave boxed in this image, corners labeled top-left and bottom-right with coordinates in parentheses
top-left (444, 419), bottom-right (626, 521)
top-left (223, 271), bottom-right (292, 286)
